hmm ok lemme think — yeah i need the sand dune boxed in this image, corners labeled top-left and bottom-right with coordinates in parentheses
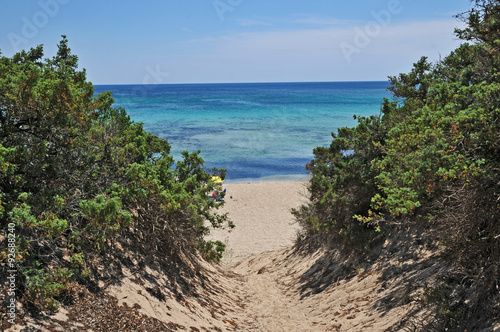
top-left (9, 181), bottom-right (483, 331)
top-left (203, 181), bottom-right (436, 331)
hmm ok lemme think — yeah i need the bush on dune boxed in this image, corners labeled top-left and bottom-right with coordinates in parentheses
top-left (294, 0), bottom-right (499, 329)
top-left (0, 36), bottom-right (232, 313)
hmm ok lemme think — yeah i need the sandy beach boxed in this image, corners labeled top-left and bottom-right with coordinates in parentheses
top-left (207, 181), bottom-right (309, 265)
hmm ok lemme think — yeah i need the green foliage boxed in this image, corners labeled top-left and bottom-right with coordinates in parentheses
top-left (197, 240), bottom-right (227, 263)
top-left (292, 112), bottom-right (386, 241)
top-left (78, 195), bottom-right (133, 249)
top-left (0, 36), bottom-right (231, 312)
top-left (9, 202), bottom-right (37, 226)
top-left (299, 6), bottom-right (499, 233)
top-left (22, 263), bottom-right (73, 312)
top-left (297, 2), bottom-right (499, 327)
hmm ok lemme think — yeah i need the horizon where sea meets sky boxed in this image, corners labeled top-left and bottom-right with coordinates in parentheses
top-left (1, 0), bottom-right (472, 85)
top-left (93, 81), bottom-right (392, 181)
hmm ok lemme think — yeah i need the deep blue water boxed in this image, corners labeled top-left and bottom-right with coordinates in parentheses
top-left (94, 82), bottom-right (391, 182)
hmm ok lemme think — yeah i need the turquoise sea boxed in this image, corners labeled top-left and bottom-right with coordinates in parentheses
top-left (94, 82), bottom-right (391, 182)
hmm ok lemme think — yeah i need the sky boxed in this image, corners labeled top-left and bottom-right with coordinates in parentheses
top-left (0, 0), bottom-right (473, 84)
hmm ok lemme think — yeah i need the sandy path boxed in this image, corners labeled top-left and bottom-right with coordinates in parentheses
top-left (207, 181), bottom-right (336, 331)
top-left (207, 181), bottom-right (331, 331)
top-left (206, 181), bottom-right (427, 332)
top-left (208, 181), bottom-right (334, 331)
top-left (9, 181), bottom-right (437, 331)
top-left (233, 251), bottom-right (320, 332)
top-left (229, 248), bottom-right (411, 332)
top-left (207, 181), bottom-right (309, 264)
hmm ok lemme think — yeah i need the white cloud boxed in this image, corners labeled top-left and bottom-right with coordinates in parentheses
top-left (167, 18), bottom-right (464, 83)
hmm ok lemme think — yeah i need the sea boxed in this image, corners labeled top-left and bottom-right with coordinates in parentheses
top-left (94, 82), bottom-right (391, 182)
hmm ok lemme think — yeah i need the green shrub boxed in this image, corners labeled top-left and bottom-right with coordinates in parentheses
top-left (297, 2), bottom-right (499, 328)
top-left (0, 37), bottom-right (232, 312)
top-left (197, 240), bottom-right (227, 263)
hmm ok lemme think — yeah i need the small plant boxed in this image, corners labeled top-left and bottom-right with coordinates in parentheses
top-left (22, 264), bottom-right (73, 312)
top-left (197, 240), bottom-right (226, 263)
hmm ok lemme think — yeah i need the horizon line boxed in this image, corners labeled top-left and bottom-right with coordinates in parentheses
top-left (93, 80), bottom-right (390, 86)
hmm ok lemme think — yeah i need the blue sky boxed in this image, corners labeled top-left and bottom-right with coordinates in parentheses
top-left (0, 0), bottom-right (472, 84)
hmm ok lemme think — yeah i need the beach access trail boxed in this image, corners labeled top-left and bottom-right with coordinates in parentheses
top-left (200, 181), bottom-right (431, 331)
top-left (208, 181), bottom-right (308, 265)
top-left (10, 181), bottom-right (438, 331)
